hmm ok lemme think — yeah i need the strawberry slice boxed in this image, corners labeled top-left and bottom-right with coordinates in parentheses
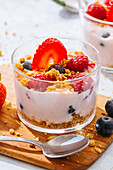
top-left (107, 0), bottom-right (113, 22)
top-left (32, 38), bottom-right (67, 71)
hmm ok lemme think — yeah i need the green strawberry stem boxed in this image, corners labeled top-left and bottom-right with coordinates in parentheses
top-left (0, 73), bottom-right (1, 81)
top-left (52, 0), bottom-right (77, 10)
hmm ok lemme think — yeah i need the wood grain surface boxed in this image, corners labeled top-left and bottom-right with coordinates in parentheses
top-left (0, 65), bottom-right (113, 170)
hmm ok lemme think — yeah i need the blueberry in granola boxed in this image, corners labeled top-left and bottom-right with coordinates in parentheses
top-left (48, 64), bottom-right (65, 74)
top-left (22, 61), bottom-right (32, 70)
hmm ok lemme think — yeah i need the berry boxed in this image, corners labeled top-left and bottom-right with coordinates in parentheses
top-left (105, 0), bottom-right (110, 6)
top-left (101, 32), bottom-right (110, 38)
top-left (107, 0), bottom-right (113, 22)
top-left (27, 73), bottom-right (51, 92)
top-left (32, 38), bottom-right (67, 71)
top-left (105, 99), bottom-right (113, 118)
top-left (86, 3), bottom-right (107, 20)
top-left (71, 73), bottom-right (93, 93)
top-left (96, 117), bottom-right (113, 136)
top-left (88, 61), bottom-right (95, 68)
top-left (48, 64), bottom-right (65, 74)
top-left (67, 54), bottom-right (89, 72)
top-left (0, 82), bottom-right (7, 109)
top-left (22, 61), bottom-right (32, 70)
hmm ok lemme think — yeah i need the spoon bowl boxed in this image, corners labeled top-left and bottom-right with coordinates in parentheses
top-left (0, 134), bottom-right (89, 158)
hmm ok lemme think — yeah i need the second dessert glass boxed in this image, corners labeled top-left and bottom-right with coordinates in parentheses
top-left (79, 0), bottom-right (113, 72)
top-left (11, 37), bottom-right (101, 133)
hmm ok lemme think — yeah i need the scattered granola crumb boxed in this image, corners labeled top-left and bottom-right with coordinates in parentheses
top-left (76, 161), bottom-right (79, 163)
top-left (95, 147), bottom-right (102, 153)
top-left (35, 24), bottom-right (38, 27)
top-left (47, 136), bottom-right (56, 141)
top-left (44, 133), bottom-right (47, 135)
top-left (102, 88), bottom-right (104, 90)
top-left (35, 137), bottom-right (39, 141)
top-left (19, 58), bottom-right (25, 63)
top-left (12, 33), bottom-right (16, 36)
top-left (4, 121), bottom-right (7, 124)
top-left (104, 75), bottom-right (107, 79)
top-left (89, 140), bottom-right (95, 147)
top-left (67, 157), bottom-right (69, 160)
top-left (9, 129), bottom-right (15, 135)
top-left (15, 132), bottom-right (20, 136)
top-left (86, 133), bottom-right (94, 139)
top-left (0, 50), bottom-right (2, 56)
top-left (29, 143), bottom-right (35, 148)
top-left (25, 55), bottom-right (32, 60)
top-left (2, 133), bottom-right (5, 136)
top-left (61, 164), bottom-right (64, 167)
top-left (4, 21), bottom-right (7, 25)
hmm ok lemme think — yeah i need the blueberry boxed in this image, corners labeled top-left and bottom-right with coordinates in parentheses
top-left (48, 64), bottom-right (65, 74)
top-left (99, 42), bottom-right (104, 47)
top-left (20, 103), bottom-right (23, 110)
top-left (22, 61), bottom-right (32, 70)
top-left (101, 32), bottom-right (110, 38)
top-left (96, 117), bottom-right (113, 136)
top-left (68, 105), bottom-right (75, 114)
top-left (105, 99), bottom-right (113, 118)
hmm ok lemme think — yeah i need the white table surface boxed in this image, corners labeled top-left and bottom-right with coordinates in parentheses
top-left (0, 0), bottom-right (113, 169)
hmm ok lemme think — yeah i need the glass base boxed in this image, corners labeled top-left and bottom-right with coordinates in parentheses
top-left (18, 110), bottom-right (96, 134)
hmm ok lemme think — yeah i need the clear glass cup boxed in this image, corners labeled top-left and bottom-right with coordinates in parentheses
top-left (78, 0), bottom-right (113, 72)
top-left (11, 37), bottom-right (101, 134)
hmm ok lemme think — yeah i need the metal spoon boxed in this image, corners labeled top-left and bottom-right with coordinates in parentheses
top-left (0, 134), bottom-right (89, 158)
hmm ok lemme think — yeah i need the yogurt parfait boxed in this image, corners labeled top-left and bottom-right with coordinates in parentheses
top-left (11, 37), bottom-right (101, 133)
top-left (79, 0), bottom-right (113, 71)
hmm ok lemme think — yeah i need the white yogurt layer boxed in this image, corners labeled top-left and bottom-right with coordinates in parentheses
top-left (15, 78), bottom-right (96, 124)
top-left (83, 21), bottom-right (113, 67)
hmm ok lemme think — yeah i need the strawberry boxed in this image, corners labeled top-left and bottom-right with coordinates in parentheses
top-left (67, 54), bottom-right (89, 72)
top-left (27, 73), bottom-right (51, 92)
top-left (0, 82), bottom-right (7, 109)
top-left (86, 3), bottom-right (107, 20)
top-left (105, 0), bottom-right (110, 6)
top-left (32, 38), bottom-right (67, 71)
top-left (107, 0), bottom-right (113, 22)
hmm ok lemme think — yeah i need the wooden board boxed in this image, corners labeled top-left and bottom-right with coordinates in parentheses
top-left (0, 65), bottom-right (113, 170)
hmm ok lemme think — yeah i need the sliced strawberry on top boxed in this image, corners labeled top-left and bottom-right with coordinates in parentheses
top-left (86, 3), bottom-right (107, 20)
top-left (107, 0), bottom-right (113, 22)
top-left (32, 38), bottom-right (67, 71)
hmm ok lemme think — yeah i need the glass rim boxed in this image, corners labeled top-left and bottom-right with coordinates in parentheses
top-left (78, 1), bottom-right (113, 26)
top-left (11, 36), bottom-right (102, 83)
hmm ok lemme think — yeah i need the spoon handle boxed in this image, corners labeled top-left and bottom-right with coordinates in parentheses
top-left (0, 136), bottom-right (44, 149)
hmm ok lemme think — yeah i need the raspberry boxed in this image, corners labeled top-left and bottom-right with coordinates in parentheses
top-left (71, 73), bottom-right (93, 94)
top-left (107, 0), bottom-right (113, 22)
top-left (0, 82), bottom-right (7, 109)
top-left (67, 54), bottom-right (89, 72)
top-left (32, 38), bottom-right (67, 71)
top-left (27, 73), bottom-right (51, 92)
top-left (88, 61), bottom-right (95, 68)
top-left (86, 3), bottom-right (107, 20)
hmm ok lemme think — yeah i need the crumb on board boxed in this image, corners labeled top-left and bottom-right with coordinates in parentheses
top-left (15, 132), bottom-right (20, 136)
top-left (95, 147), bottom-right (102, 153)
top-left (9, 129), bottom-right (15, 135)
top-left (47, 136), bottom-right (56, 141)
top-left (29, 143), bottom-right (35, 148)
top-left (89, 140), bottom-right (95, 147)
top-left (0, 50), bottom-right (2, 56)
top-left (12, 33), bottom-right (16, 36)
